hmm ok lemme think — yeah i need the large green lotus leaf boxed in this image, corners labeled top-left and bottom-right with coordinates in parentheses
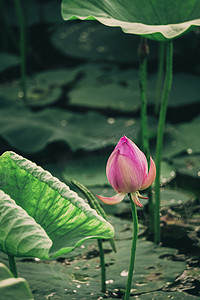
top-left (0, 190), bottom-right (52, 258)
top-left (61, 0), bottom-right (200, 41)
top-left (0, 263), bottom-right (33, 300)
top-left (0, 151), bottom-right (114, 258)
top-left (0, 68), bottom-right (78, 107)
top-left (0, 108), bottom-right (140, 153)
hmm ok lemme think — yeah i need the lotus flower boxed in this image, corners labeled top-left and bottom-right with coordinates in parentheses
top-left (97, 136), bottom-right (156, 207)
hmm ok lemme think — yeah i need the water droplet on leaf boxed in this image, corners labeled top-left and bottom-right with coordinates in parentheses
top-left (120, 270), bottom-right (129, 277)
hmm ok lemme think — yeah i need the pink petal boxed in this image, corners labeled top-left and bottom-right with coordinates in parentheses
top-left (137, 192), bottom-right (148, 199)
top-left (116, 136), bottom-right (148, 177)
top-left (97, 193), bottom-right (126, 205)
top-left (131, 193), bottom-right (143, 207)
top-left (106, 137), bottom-right (149, 193)
top-left (141, 156), bottom-right (156, 190)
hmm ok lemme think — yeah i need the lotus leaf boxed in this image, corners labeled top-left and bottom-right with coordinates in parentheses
top-left (0, 151), bottom-right (114, 259)
top-left (0, 108), bottom-right (140, 153)
top-left (0, 263), bottom-right (33, 300)
top-left (61, 0), bottom-right (200, 41)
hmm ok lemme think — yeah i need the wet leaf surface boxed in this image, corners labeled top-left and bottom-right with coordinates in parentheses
top-left (0, 108), bottom-right (142, 153)
top-left (161, 116), bottom-right (200, 158)
top-left (172, 154), bottom-right (200, 179)
top-left (0, 228), bottom-right (186, 299)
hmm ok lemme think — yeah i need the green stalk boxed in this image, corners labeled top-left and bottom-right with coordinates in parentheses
top-left (154, 41), bottom-right (173, 244)
top-left (124, 194), bottom-right (138, 300)
top-left (138, 38), bottom-right (150, 160)
top-left (8, 255), bottom-right (18, 278)
top-left (97, 239), bottom-right (106, 293)
top-left (154, 42), bottom-right (166, 115)
top-left (138, 38), bottom-right (154, 235)
top-left (13, 0), bottom-right (27, 102)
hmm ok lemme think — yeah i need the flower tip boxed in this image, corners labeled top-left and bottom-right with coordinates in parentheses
top-left (131, 193), bottom-right (144, 207)
top-left (96, 193), bottom-right (126, 205)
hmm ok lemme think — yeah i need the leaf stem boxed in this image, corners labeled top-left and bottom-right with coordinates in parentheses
top-left (97, 239), bottom-right (106, 293)
top-left (154, 42), bottom-right (166, 115)
top-left (138, 38), bottom-right (150, 161)
top-left (124, 194), bottom-right (138, 300)
top-left (154, 41), bottom-right (173, 244)
top-left (13, 0), bottom-right (27, 102)
top-left (8, 255), bottom-right (18, 278)
top-left (138, 38), bottom-right (154, 236)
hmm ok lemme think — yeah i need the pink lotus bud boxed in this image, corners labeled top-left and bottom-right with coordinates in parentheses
top-left (97, 136), bottom-right (156, 206)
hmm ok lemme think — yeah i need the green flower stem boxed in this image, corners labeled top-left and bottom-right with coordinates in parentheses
top-left (13, 0), bottom-right (27, 102)
top-left (138, 38), bottom-right (154, 236)
top-left (147, 186), bottom-right (154, 236)
top-left (138, 38), bottom-right (150, 161)
top-left (97, 239), bottom-right (106, 293)
top-left (8, 255), bottom-right (18, 278)
top-left (124, 194), bottom-right (138, 300)
top-left (154, 42), bottom-right (166, 115)
top-left (154, 41), bottom-right (173, 244)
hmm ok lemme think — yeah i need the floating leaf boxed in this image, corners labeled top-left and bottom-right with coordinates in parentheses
top-left (148, 72), bottom-right (200, 108)
top-left (160, 161), bottom-right (176, 185)
top-left (61, 0), bottom-right (200, 41)
top-left (63, 155), bottom-right (108, 187)
top-left (158, 188), bottom-right (195, 208)
top-left (68, 64), bottom-right (200, 112)
top-left (0, 68), bottom-right (78, 107)
top-left (162, 116), bottom-right (200, 158)
top-left (139, 290), bottom-right (197, 299)
top-left (0, 108), bottom-right (140, 153)
top-left (52, 21), bottom-right (158, 63)
top-left (0, 237), bottom-right (185, 299)
top-left (0, 151), bottom-right (114, 258)
top-left (0, 53), bottom-right (20, 73)
top-left (68, 64), bottom-right (142, 112)
top-left (0, 263), bottom-right (33, 300)
top-left (172, 154), bottom-right (200, 179)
